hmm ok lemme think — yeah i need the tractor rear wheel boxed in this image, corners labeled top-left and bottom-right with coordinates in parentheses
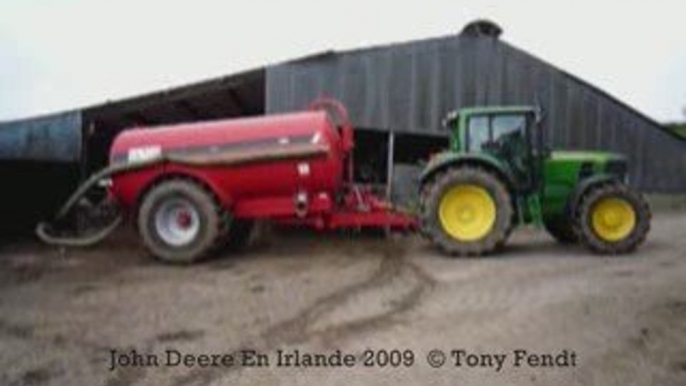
top-left (138, 179), bottom-right (225, 264)
top-left (575, 183), bottom-right (650, 254)
top-left (421, 166), bottom-right (514, 256)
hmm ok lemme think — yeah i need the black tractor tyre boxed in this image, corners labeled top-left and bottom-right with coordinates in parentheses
top-left (544, 218), bottom-right (579, 244)
top-left (421, 166), bottom-right (514, 256)
top-left (418, 183), bottom-right (432, 239)
top-left (138, 179), bottom-right (225, 264)
top-left (575, 183), bottom-right (651, 254)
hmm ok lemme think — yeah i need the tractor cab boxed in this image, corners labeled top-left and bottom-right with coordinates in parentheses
top-left (445, 106), bottom-right (544, 193)
top-left (442, 106), bottom-right (629, 198)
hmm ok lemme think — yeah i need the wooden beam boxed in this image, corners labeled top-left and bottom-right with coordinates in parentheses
top-left (386, 130), bottom-right (395, 200)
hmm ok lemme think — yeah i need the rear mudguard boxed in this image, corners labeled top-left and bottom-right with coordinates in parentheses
top-left (419, 152), bottom-right (528, 224)
top-left (420, 152), bottom-right (518, 192)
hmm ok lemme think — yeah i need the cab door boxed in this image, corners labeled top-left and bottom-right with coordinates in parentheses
top-left (466, 113), bottom-right (534, 192)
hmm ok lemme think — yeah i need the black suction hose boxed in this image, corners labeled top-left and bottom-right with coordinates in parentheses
top-left (35, 216), bottom-right (124, 247)
top-left (35, 156), bottom-right (166, 247)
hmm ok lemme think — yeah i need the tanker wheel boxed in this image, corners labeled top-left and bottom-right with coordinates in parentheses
top-left (138, 179), bottom-right (224, 264)
top-left (575, 183), bottom-right (651, 254)
top-left (421, 166), bottom-right (514, 256)
top-left (544, 218), bottom-right (578, 244)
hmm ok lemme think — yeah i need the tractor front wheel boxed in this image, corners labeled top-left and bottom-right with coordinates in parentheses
top-left (421, 167), bottom-right (514, 256)
top-left (138, 179), bottom-right (226, 264)
top-left (575, 183), bottom-right (650, 254)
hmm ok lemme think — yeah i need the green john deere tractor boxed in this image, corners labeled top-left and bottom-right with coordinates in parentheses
top-left (419, 106), bottom-right (651, 256)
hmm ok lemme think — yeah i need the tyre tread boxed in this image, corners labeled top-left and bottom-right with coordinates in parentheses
top-left (420, 166), bottom-right (514, 257)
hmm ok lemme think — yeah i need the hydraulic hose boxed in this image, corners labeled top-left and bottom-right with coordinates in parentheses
top-left (35, 156), bottom-right (166, 247)
top-left (36, 216), bottom-right (124, 247)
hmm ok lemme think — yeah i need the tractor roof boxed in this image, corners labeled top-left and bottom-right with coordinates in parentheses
top-left (457, 105), bottom-right (537, 116)
top-left (549, 150), bottom-right (626, 163)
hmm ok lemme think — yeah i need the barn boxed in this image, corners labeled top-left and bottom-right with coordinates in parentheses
top-left (1, 20), bottom-right (684, 230)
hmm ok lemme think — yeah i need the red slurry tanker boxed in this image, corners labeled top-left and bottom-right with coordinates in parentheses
top-left (38, 100), bottom-right (414, 263)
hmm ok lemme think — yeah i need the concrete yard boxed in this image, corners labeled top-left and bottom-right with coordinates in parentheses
top-left (0, 212), bottom-right (685, 386)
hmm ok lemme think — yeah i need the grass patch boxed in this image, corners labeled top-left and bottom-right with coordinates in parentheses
top-left (666, 123), bottom-right (686, 139)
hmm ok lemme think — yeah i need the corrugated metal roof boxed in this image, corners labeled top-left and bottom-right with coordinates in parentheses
top-left (266, 33), bottom-right (686, 192)
top-left (1, 25), bottom-right (683, 192)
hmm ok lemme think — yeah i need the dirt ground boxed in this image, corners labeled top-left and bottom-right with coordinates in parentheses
top-left (0, 212), bottom-right (684, 386)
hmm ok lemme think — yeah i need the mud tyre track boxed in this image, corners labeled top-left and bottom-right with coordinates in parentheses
top-left (170, 244), bottom-right (435, 386)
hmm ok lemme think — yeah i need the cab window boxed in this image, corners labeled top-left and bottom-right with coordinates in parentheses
top-left (467, 114), bottom-right (526, 152)
top-left (467, 116), bottom-right (490, 152)
top-left (492, 115), bottom-right (525, 140)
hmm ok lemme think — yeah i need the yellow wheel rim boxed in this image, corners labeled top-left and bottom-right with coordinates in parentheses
top-left (439, 184), bottom-right (496, 241)
top-left (591, 197), bottom-right (636, 242)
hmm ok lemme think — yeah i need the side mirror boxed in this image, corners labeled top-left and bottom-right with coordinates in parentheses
top-left (534, 106), bottom-right (544, 124)
top-left (442, 111), bottom-right (459, 130)
top-left (531, 108), bottom-right (551, 158)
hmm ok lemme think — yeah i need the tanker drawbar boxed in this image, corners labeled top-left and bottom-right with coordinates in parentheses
top-left (36, 99), bottom-right (416, 264)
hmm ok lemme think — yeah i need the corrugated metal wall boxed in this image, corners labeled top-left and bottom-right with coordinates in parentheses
top-left (0, 110), bottom-right (82, 162)
top-left (0, 111), bottom-right (82, 232)
top-left (266, 35), bottom-right (686, 193)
